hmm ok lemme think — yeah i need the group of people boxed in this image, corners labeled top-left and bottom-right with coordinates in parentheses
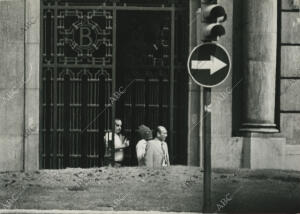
top-left (104, 119), bottom-right (170, 167)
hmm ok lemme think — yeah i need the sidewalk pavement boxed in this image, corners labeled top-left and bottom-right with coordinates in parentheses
top-left (0, 166), bottom-right (300, 213)
top-left (0, 210), bottom-right (199, 214)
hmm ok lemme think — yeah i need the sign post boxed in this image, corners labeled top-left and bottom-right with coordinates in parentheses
top-left (187, 42), bottom-right (231, 212)
top-left (203, 86), bottom-right (211, 211)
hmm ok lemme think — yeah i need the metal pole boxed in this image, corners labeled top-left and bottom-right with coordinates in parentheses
top-left (203, 87), bottom-right (211, 212)
top-left (201, 1), bottom-right (212, 211)
top-left (111, 3), bottom-right (117, 167)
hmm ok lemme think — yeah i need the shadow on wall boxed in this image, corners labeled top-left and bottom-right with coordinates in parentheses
top-left (231, 0), bottom-right (243, 136)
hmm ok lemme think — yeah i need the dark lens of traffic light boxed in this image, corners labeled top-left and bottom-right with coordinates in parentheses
top-left (211, 25), bottom-right (225, 37)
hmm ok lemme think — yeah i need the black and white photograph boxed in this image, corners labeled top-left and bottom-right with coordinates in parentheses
top-left (0, 0), bottom-right (300, 213)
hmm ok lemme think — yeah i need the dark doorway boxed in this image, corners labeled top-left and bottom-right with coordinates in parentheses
top-left (116, 11), bottom-right (188, 165)
top-left (41, 1), bottom-right (188, 169)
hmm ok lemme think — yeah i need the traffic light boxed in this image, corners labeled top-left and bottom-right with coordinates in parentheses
top-left (200, 0), bottom-right (227, 42)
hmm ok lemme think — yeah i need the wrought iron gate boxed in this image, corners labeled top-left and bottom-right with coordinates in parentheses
top-left (41, 0), bottom-right (188, 169)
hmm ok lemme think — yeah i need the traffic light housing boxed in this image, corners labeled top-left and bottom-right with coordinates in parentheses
top-left (200, 0), bottom-right (227, 42)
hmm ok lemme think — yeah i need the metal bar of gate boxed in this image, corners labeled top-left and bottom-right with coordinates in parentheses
top-left (130, 80), bottom-right (136, 165)
top-left (81, 72), bottom-right (88, 168)
top-left (159, 75), bottom-right (163, 124)
top-left (169, 5), bottom-right (175, 163)
top-left (111, 4), bottom-right (117, 166)
top-left (98, 73), bottom-right (106, 166)
top-left (145, 77), bottom-right (150, 125)
top-left (42, 6), bottom-right (174, 12)
top-left (43, 65), bottom-right (113, 69)
top-left (39, 2), bottom-right (44, 169)
top-left (63, 72), bottom-right (70, 168)
top-left (52, 1), bottom-right (58, 169)
top-left (45, 70), bottom-right (51, 168)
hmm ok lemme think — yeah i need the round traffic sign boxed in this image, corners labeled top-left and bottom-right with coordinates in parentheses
top-left (187, 43), bottom-right (231, 88)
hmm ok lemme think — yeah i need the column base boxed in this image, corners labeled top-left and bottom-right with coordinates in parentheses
top-left (239, 123), bottom-right (279, 133)
top-left (241, 137), bottom-right (286, 169)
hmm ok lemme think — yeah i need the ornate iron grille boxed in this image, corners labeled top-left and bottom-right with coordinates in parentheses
top-left (41, 0), bottom-right (188, 169)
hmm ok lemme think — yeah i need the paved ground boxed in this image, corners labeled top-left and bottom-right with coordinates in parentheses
top-left (0, 210), bottom-right (194, 214)
top-left (0, 166), bottom-right (299, 213)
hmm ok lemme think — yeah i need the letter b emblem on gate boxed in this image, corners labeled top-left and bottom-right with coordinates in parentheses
top-left (67, 17), bottom-right (103, 57)
top-left (79, 27), bottom-right (93, 47)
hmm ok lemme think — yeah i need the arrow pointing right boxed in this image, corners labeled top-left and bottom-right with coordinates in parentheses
top-left (191, 55), bottom-right (227, 75)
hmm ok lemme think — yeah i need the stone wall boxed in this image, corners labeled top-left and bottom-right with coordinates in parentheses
top-left (0, 0), bottom-right (40, 171)
top-left (211, 0), bottom-right (244, 168)
top-left (210, 0), bottom-right (300, 170)
top-left (0, 0), bottom-right (25, 171)
top-left (280, 0), bottom-right (300, 146)
top-left (187, 0), bottom-right (245, 168)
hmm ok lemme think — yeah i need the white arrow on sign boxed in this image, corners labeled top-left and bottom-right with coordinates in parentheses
top-left (191, 55), bottom-right (227, 75)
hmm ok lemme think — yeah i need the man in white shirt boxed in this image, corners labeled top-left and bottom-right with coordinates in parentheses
top-left (136, 125), bottom-right (153, 166)
top-left (104, 119), bottom-right (129, 165)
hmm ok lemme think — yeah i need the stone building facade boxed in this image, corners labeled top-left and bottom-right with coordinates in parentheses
top-left (0, 0), bottom-right (299, 171)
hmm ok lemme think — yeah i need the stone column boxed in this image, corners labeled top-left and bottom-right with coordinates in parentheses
top-left (24, 0), bottom-right (40, 171)
top-left (0, 0), bottom-right (25, 171)
top-left (240, 0), bottom-right (278, 133)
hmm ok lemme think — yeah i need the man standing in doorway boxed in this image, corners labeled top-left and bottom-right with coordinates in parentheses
top-left (136, 124), bottom-right (153, 166)
top-left (104, 119), bottom-right (130, 166)
top-left (145, 126), bottom-right (170, 167)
